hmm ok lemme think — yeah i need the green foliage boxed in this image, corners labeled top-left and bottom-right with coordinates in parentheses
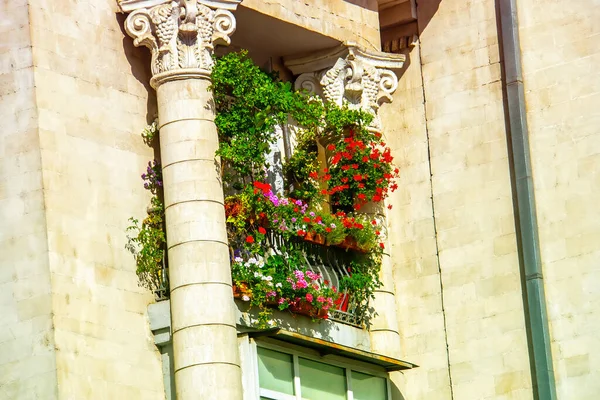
top-left (126, 124), bottom-right (167, 294)
top-left (211, 51), bottom-right (322, 188)
top-left (126, 196), bottom-right (166, 291)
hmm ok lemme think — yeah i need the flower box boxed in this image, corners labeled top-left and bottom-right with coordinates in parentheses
top-left (233, 282), bottom-right (252, 301)
top-left (289, 300), bottom-right (328, 319)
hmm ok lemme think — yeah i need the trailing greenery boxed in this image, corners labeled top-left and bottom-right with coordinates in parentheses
top-left (211, 50), bottom-right (322, 189)
top-left (126, 136), bottom-right (167, 294)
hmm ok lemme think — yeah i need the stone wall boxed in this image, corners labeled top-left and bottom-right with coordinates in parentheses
top-left (23, 0), bottom-right (165, 397)
top-left (0, 1), bottom-right (58, 398)
top-left (518, 0), bottom-right (600, 397)
top-left (381, 0), bottom-right (535, 397)
top-left (382, 42), bottom-right (453, 399)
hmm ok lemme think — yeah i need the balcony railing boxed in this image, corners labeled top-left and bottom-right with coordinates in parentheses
top-left (153, 232), bottom-right (368, 328)
top-left (264, 231), bottom-right (366, 328)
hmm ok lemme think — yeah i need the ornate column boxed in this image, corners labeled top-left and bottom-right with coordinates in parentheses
top-left (284, 44), bottom-right (405, 357)
top-left (118, 1), bottom-right (243, 398)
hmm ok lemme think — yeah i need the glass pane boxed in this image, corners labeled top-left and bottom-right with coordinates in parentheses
top-left (257, 347), bottom-right (295, 395)
top-left (298, 357), bottom-right (346, 400)
top-left (351, 371), bottom-right (387, 400)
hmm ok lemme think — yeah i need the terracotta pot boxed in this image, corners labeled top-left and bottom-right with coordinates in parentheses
top-left (305, 231), bottom-right (315, 242)
top-left (334, 293), bottom-right (350, 312)
top-left (232, 282), bottom-right (252, 300)
top-left (313, 233), bottom-right (325, 245)
top-left (338, 236), bottom-right (369, 253)
top-left (340, 236), bottom-right (358, 251)
top-left (289, 300), bottom-right (328, 319)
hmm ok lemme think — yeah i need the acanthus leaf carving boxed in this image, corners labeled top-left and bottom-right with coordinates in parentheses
top-left (121, 0), bottom-right (241, 86)
top-left (285, 44), bottom-right (405, 133)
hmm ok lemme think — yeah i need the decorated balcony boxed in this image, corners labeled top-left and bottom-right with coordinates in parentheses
top-left (127, 50), bottom-right (402, 331)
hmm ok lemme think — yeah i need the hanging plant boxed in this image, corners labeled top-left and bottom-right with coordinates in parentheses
top-left (126, 123), bottom-right (168, 296)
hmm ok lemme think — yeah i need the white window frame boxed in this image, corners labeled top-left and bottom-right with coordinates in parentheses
top-left (249, 338), bottom-right (391, 400)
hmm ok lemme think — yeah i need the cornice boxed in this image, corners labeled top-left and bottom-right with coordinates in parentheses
top-left (118, 0), bottom-right (242, 12)
top-left (283, 42), bottom-right (405, 76)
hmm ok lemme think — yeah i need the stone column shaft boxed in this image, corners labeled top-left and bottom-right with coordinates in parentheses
top-left (158, 77), bottom-right (242, 399)
top-left (119, 1), bottom-right (243, 398)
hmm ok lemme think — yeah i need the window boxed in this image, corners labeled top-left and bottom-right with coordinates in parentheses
top-left (255, 344), bottom-right (390, 400)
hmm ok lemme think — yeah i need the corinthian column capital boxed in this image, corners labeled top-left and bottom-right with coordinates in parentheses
top-left (118, 0), bottom-right (242, 87)
top-left (284, 43), bottom-right (405, 133)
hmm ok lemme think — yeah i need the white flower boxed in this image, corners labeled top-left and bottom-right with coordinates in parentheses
top-left (254, 272), bottom-right (260, 278)
top-left (275, 283), bottom-right (282, 288)
top-left (242, 295), bottom-right (250, 302)
top-left (234, 257), bottom-right (243, 263)
top-left (248, 258), bottom-right (257, 264)
top-left (265, 276), bottom-right (273, 281)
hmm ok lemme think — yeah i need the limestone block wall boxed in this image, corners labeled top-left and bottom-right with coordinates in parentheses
top-left (0, 1), bottom-right (58, 398)
top-left (241, 0), bottom-right (381, 50)
top-left (517, 0), bottom-right (600, 397)
top-left (23, 0), bottom-right (165, 397)
top-left (381, 43), bottom-right (453, 399)
top-left (383, 0), bottom-right (535, 397)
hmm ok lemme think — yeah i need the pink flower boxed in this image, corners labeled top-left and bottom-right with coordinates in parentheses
top-left (317, 296), bottom-right (326, 303)
top-left (266, 291), bottom-right (276, 298)
top-left (278, 298), bottom-right (286, 304)
top-left (294, 270), bottom-right (304, 280)
top-left (296, 279), bottom-right (308, 289)
top-left (305, 293), bottom-right (313, 302)
top-left (306, 271), bottom-right (319, 280)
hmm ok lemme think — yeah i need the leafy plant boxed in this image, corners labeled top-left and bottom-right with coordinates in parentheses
top-left (126, 122), bottom-right (168, 294)
top-left (126, 196), bottom-right (166, 292)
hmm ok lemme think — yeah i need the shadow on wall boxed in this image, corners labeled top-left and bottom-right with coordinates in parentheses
top-left (116, 13), bottom-right (161, 163)
top-left (379, 0), bottom-right (443, 82)
top-left (116, 13), bottom-right (157, 126)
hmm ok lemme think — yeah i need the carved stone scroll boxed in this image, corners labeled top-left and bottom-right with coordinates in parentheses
top-left (118, 0), bottom-right (242, 87)
top-left (284, 43), bottom-right (405, 133)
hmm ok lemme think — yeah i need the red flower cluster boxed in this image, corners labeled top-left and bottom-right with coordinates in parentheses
top-left (324, 132), bottom-right (400, 211)
top-left (253, 181), bottom-right (272, 194)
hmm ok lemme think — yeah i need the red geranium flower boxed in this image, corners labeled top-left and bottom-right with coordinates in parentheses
top-left (246, 235), bottom-right (254, 243)
top-left (258, 227), bottom-right (266, 235)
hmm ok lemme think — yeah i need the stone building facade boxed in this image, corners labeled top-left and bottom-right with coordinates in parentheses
top-left (1, 0), bottom-right (598, 399)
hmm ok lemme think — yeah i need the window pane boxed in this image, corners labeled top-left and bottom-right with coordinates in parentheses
top-left (298, 358), bottom-right (346, 400)
top-left (257, 347), bottom-right (295, 395)
top-left (351, 371), bottom-right (387, 400)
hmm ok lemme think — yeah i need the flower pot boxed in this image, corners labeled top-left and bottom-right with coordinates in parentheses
top-left (305, 231), bottom-right (315, 242)
top-left (232, 282), bottom-right (252, 301)
top-left (313, 233), bottom-right (325, 245)
top-left (338, 236), bottom-right (368, 253)
top-left (334, 293), bottom-right (350, 312)
top-left (289, 300), bottom-right (328, 319)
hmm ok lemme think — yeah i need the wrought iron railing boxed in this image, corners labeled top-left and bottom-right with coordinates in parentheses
top-left (265, 231), bottom-right (366, 328)
top-left (156, 232), bottom-right (368, 327)
top-left (154, 254), bottom-right (170, 301)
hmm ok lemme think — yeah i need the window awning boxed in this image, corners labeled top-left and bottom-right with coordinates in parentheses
top-left (244, 328), bottom-right (418, 372)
